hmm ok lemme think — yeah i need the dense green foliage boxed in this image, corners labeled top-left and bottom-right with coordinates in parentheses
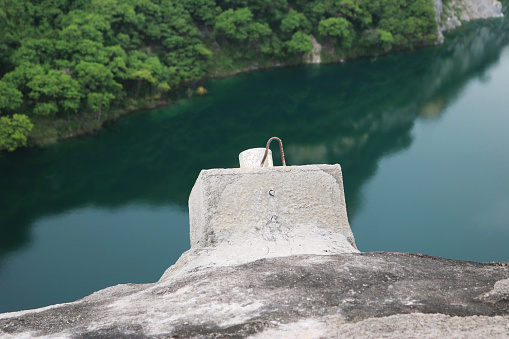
top-left (0, 114), bottom-right (33, 151)
top-left (0, 0), bottom-right (437, 151)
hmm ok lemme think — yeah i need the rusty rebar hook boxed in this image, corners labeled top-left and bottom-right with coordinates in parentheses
top-left (261, 137), bottom-right (286, 167)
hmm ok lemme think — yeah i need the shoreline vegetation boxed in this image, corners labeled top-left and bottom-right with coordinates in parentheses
top-left (0, 0), bottom-right (441, 152)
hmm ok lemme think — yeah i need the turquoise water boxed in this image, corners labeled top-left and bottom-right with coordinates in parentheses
top-left (1, 16), bottom-right (509, 313)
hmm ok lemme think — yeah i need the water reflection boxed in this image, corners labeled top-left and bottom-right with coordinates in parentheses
top-left (0, 204), bottom-right (189, 312)
top-left (0, 13), bottom-right (508, 310)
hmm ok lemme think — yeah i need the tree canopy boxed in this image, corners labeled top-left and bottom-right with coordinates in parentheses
top-left (0, 0), bottom-right (438, 151)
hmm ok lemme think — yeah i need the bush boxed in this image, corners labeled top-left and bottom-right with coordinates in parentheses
top-left (0, 114), bottom-right (34, 152)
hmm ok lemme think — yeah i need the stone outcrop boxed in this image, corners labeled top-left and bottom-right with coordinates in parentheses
top-left (1, 163), bottom-right (508, 338)
top-left (305, 35), bottom-right (322, 64)
top-left (1, 253), bottom-right (508, 338)
top-left (434, 0), bottom-right (504, 43)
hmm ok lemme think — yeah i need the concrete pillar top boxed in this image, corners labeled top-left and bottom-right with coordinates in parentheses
top-left (187, 164), bottom-right (358, 266)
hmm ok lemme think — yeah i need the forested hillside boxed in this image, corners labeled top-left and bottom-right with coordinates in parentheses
top-left (0, 0), bottom-right (437, 152)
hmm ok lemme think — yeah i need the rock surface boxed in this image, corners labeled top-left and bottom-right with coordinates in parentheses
top-left (305, 35), bottom-right (322, 64)
top-left (1, 253), bottom-right (508, 338)
top-left (434, 0), bottom-right (504, 43)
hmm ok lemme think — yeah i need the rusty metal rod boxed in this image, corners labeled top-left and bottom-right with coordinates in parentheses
top-left (261, 137), bottom-right (286, 167)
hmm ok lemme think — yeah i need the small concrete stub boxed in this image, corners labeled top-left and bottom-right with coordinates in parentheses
top-left (188, 164), bottom-right (358, 267)
top-left (239, 148), bottom-right (273, 168)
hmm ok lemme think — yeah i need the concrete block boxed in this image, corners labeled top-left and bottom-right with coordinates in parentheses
top-left (188, 164), bottom-right (358, 260)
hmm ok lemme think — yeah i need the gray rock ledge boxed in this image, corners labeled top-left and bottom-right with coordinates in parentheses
top-left (1, 252), bottom-right (508, 338)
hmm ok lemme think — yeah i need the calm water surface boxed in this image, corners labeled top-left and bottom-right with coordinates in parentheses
top-left (1, 17), bottom-right (509, 313)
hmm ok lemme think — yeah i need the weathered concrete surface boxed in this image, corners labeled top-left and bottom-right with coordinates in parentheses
top-left (1, 253), bottom-right (508, 338)
top-left (186, 165), bottom-right (358, 274)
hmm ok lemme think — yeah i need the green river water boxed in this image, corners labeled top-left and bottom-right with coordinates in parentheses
top-left (1, 16), bottom-right (509, 313)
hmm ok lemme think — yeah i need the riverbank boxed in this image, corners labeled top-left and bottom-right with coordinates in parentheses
top-left (27, 97), bottom-right (175, 147)
top-left (0, 0), bottom-right (492, 152)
